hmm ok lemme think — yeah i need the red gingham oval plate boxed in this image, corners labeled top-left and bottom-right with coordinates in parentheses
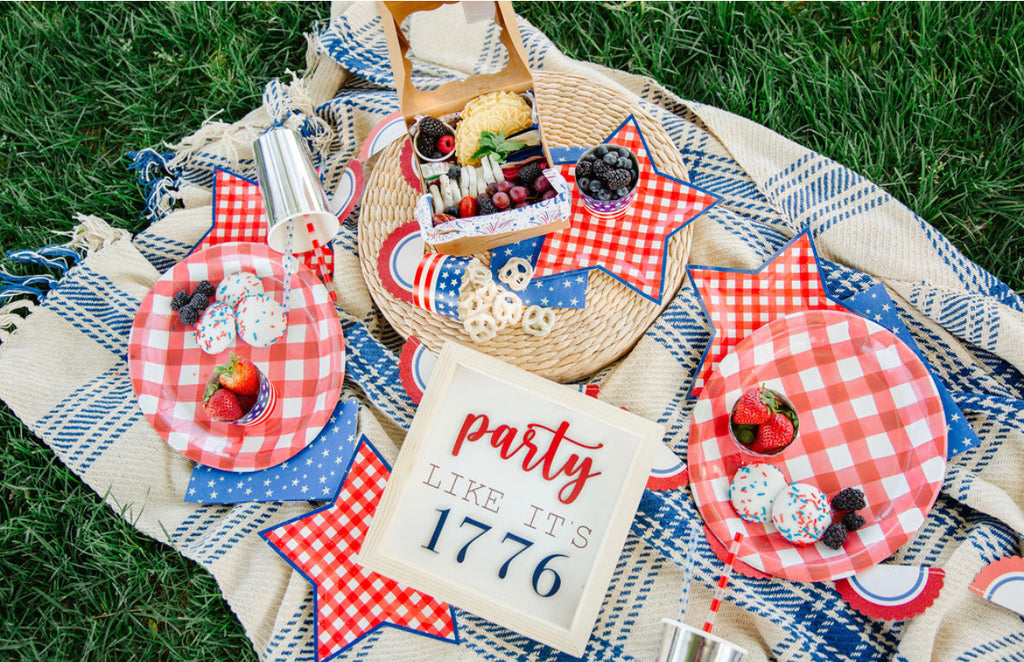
top-left (688, 309), bottom-right (947, 582)
top-left (128, 243), bottom-right (345, 472)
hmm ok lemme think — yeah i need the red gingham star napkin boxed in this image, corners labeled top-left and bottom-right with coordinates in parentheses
top-left (688, 232), bottom-right (846, 397)
top-left (193, 168), bottom-right (335, 278)
top-left (688, 310), bottom-right (947, 582)
top-left (532, 116), bottom-right (719, 303)
top-left (261, 438), bottom-right (458, 659)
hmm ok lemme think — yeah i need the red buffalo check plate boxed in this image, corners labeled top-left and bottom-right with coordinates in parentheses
top-left (688, 310), bottom-right (947, 582)
top-left (128, 243), bottom-right (345, 472)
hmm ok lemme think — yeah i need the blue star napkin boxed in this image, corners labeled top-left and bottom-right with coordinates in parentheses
top-left (841, 284), bottom-right (980, 459)
top-left (489, 237), bottom-right (589, 308)
top-left (186, 399), bottom-right (359, 503)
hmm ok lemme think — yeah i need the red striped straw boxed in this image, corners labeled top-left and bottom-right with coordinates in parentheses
top-left (702, 531), bottom-right (744, 634)
top-left (305, 220), bottom-right (337, 302)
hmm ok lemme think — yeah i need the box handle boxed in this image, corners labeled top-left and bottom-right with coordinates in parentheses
top-left (378, 1), bottom-right (535, 119)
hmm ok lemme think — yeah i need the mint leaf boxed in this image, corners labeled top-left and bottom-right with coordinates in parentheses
top-left (470, 130), bottom-right (526, 162)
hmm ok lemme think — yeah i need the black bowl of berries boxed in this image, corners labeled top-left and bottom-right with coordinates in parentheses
top-left (574, 144), bottom-right (639, 216)
top-left (729, 385), bottom-right (800, 456)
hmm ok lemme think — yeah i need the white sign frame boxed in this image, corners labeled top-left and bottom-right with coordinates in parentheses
top-left (360, 342), bottom-right (662, 655)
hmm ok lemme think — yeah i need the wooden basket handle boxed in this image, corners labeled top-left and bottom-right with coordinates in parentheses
top-left (378, 1), bottom-right (534, 118)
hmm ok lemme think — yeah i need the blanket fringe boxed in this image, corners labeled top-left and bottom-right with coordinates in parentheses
top-left (61, 214), bottom-right (132, 256)
top-left (0, 298), bottom-right (36, 343)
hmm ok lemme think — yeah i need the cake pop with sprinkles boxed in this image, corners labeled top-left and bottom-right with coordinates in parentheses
top-left (216, 271), bottom-right (264, 307)
top-left (236, 293), bottom-right (287, 347)
top-left (194, 302), bottom-right (237, 354)
top-left (771, 482), bottom-right (833, 546)
top-left (729, 463), bottom-right (788, 523)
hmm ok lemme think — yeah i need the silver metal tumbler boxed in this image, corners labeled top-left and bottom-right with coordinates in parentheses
top-left (657, 620), bottom-right (747, 662)
top-left (252, 128), bottom-right (339, 255)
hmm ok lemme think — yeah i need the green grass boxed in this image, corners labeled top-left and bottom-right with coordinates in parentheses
top-left (1, 2), bottom-right (1022, 660)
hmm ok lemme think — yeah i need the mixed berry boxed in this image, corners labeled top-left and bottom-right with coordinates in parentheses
top-left (575, 144), bottom-right (638, 201)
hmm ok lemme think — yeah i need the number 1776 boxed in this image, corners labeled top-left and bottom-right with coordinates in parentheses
top-left (422, 507), bottom-right (567, 598)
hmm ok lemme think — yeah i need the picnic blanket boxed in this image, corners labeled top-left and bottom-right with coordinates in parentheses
top-left (3, 3), bottom-right (1023, 661)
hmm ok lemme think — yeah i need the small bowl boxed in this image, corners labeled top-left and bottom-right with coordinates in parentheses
top-left (729, 388), bottom-right (799, 456)
top-left (574, 143), bottom-right (640, 218)
top-left (204, 366), bottom-right (277, 427)
top-left (411, 118), bottom-right (456, 163)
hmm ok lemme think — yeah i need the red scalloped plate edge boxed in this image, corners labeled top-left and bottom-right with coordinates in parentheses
top-left (400, 139), bottom-right (421, 192)
top-left (835, 565), bottom-right (944, 621)
top-left (377, 221), bottom-right (422, 305)
top-left (399, 336), bottom-right (426, 404)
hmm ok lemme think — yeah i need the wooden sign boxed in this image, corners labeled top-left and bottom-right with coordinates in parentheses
top-left (360, 342), bottom-right (663, 655)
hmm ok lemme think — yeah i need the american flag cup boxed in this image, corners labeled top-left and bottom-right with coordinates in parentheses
top-left (412, 253), bottom-right (472, 320)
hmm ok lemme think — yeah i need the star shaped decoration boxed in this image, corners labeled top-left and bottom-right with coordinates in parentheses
top-left (261, 437), bottom-right (459, 660)
top-left (532, 115), bottom-right (720, 303)
top-left (186, 399), bottom-right (359, 504)
top-left (688, 232), bottom-right (845, 397)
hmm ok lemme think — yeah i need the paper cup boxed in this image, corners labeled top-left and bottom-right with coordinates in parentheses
top-left (657, 620), bottom-right (747, 662)
top-left (729, 389), bottom-right (799, 456)
top-left (575, 143), bottom-right (639, 220)
top-left (205, 367), bottom-right (277, 427)
top-left (252, 128), bottom-right (338, 254)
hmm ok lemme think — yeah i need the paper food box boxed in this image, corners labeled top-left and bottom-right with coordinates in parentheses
top-left (379, 1), bottom-right (571, 256)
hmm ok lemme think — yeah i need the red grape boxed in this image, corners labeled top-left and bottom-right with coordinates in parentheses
top-left (532, 175), bottom-right (552, 193)
top-left (492, 191), bottom-right (511, 209)
top-left (509, 185), bottom-right (529, 203)
top-left (496, 180), bottom-right (513, 193)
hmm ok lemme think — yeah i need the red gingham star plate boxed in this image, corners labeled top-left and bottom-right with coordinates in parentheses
top-left (688, 310), bottom-right (947, 582)
top-left (128, 243), bottom-right (345, 472)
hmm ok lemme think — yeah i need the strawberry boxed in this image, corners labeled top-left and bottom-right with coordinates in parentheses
top-left (750, 411), bottom-right (795, 454)
top-left (214, 353), bottom-right (260, 397)
top-left (203, 387), bottom-right (244, 422)
top-left (732, 386), bottom-right (772, 425)
top-left (236, 392), bottom-right (258, 415)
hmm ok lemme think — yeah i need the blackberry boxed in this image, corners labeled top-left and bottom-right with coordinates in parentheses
top-left (188, 292), bottom-right (210, 312)
top-left (447, 164), bottom-right (461, 181)
top-left (575, 159), bottom-right (593, 179)
top-left (415, 132), bottom-right (436, 156)
top-left (843, 512), bottom-right (866, 531)
top-left (177, 305), bottom-right (202, 327)
top-left (603, 169), bottom-right (632, 191)
top-left (477, 195), bottom-right (498, 215)
top-left (821, 522), bottom-right (848, 550)
top-left (831, 487), bottom-right (866, 512)
top-left (193, 280), bottom-right (215, 299)
top-left (171, 290), bottom-right (191, 311)
top-left (418, 117), bottom-right (448, 139)
top-left (591, 160), bottom-right (612, 182)
top-left (517, 162), bottom-right (543, 186)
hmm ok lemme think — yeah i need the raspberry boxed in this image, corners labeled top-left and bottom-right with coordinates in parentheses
top-left (831, 487), bottom-right (866, 512)
top-left (843, 512), bottom-right (866, 531)
top-left (603, 169), bottom-right (632, 192)
top-left (821, 522), bottom-right (848, 550)
top-left (516, 162), bottom-right (543, 187)
top-left (193, 280), bottom-right (215, 299)
top-left (171, 290), bottom-right (191, 311)
top-left (418, 116), bottom-right (448, 139)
